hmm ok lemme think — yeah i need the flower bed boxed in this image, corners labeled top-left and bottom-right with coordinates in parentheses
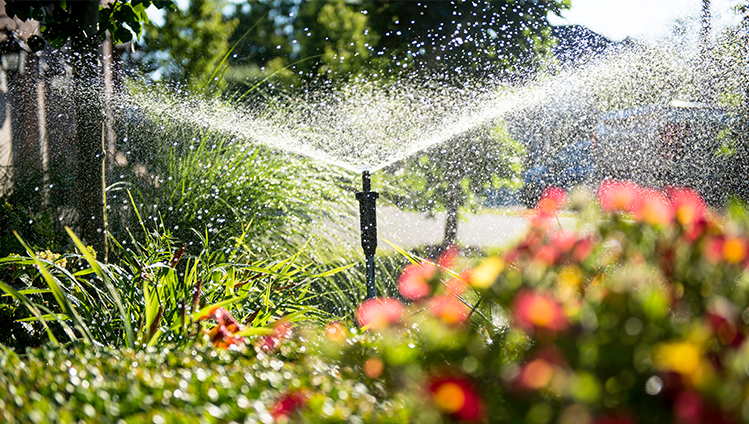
top-left (3, 181), bottom-right (749, 423)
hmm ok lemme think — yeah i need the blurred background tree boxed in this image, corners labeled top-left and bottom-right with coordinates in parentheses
top-left (387, 123), bottom-right (524, 247)
top-left (138, 0), bottom-right (238, 91)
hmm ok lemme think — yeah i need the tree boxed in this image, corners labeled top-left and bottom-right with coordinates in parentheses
top-left (4, 0), bottom-right (174, 259)
top-left (138, 0), bottom-right (238, 91)
top-left (390, 123), bottom-right (523, 247)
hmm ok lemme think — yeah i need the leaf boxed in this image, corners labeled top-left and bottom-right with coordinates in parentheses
top-left (66, 227), bottom-right (135, 349)
top-left (233, 327), bottom-right (274, 338)
top-left (310, 263), bottom-right (356, 278)
top-left (14, 232), bottom-right (90, 344)
top-left (0, 280), bottom-right (59, 346)
top-left (17, 313), bottom-right (70, 322)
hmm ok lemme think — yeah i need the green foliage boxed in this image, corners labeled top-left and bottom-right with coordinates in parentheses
top-left (222, 0), bottom-right (568, 89)
top-left (4, 0), bottom-right (175, 47)
top-left (386, 122), bottom-right (524, 245)
top-left (0, 222), bottom-right (351, 350)
top-left (9, 184), bottom-right (749, 422)
top-left (139, 0), bottom-right (239, 90)
top-left (0, 201), bottom-right (58, 257)
top-left (110, 94), bottom-right (356, 257)
top-left (0, 342), bottom-right (418, 423)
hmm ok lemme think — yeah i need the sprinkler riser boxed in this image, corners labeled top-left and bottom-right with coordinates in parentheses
top-left (356, 171), bottom-right (379, 299)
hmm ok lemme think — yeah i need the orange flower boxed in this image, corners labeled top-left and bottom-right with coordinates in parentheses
top-left (512, 290), bottom-right (569, 334)
top-left (517, 358), bottom-right (556, 390)
top-left (514, 347), bottom-right (567, 391)
top-left (324, 321), bottom-right (349, 343)
top-left (430, 295), bottom-right (470, 325)
top-left (363, 357), bottom-right (384, 379)
top-left (398, 262), bottom-right (436, 300)
top-left (198, 306), bottom-right (246, 349)
top-left (356, 297), bottom-right (404, 330)
top-left (722, 236), bottom-right (747, 264)
top-left (598, 180), bottom-right (643, 213)
top-left (429, 376), bottom-right (484, 421)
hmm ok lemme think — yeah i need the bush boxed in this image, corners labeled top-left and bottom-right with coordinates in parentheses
top-left (7, 181), bottom-right (749, 423)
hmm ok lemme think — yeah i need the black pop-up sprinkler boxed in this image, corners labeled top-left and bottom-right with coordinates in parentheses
top-left (356, 171), bottom-right (379, 299)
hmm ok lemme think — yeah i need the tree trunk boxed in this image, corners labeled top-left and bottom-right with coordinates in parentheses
top-left (443, 184), bottom-right (462, 247)
top-left (70, 0), bottom-right (107, 260)
top-left (443, 202), bottom-right (459, 247)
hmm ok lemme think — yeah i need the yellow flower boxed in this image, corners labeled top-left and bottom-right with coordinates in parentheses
top-left (652, 340), bottom-right (712, 386)
top-left (469, 257), bottom-right (504, 289)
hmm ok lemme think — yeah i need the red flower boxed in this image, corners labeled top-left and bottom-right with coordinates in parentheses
top-left (598, 180), bottom-right (643, 214)
top-left (673, 390), bottom-right (703, 423)
top-left (430, 295), bottom-right (470, 325)
top-left (398, 262), bottom-right (436, 300)
top-left (270, 391), bottom-right (307, 420)
top-left (429, 376), bottom-right (484, 421)
top-left (512, 290), bottom-right (569, 334)
top-left (356, 297), bottom-right (404, 330)
top-left (706, 299), bottom-right (745, 348)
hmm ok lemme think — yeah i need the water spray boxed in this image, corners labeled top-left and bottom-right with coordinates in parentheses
top-left (355, 171), bottom-right (379, 299)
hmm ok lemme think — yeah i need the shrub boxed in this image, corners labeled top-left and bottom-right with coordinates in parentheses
top-left (7, 181), bottom-right (749, 423)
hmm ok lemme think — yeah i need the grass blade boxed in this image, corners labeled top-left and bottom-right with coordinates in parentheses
top-left (65, 227), bottom-right (135, 348)
top-left (14, 231), bottom-right (93, 345)
top-left (0, 280), bottom-right (59, 346)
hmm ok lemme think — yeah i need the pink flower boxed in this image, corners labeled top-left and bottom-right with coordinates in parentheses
top-left (667, 187), bottom-right (707, 226)
top-left (635, 188), bottom-right (674, 225)
top-left (598, 180), bottom-right (643, 214)
top-left (430, 295), bottom-right (470, 325)
top-left (270, 391), bottom-right (307, 420)
top-left (536, 187), bottom-right (567, 217)
top-left (438, 244), bottom-right (460, 269)
top-left (356, 297), bottom-right (404, 330)
top-left (512, 290), bottom-right (569, 334)
top-left (259, 319), bottom-right (293, 352)
top-left (514, 347), bottom-right (566, 391)
top-left (398, 262), bottom-right (436, 300)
